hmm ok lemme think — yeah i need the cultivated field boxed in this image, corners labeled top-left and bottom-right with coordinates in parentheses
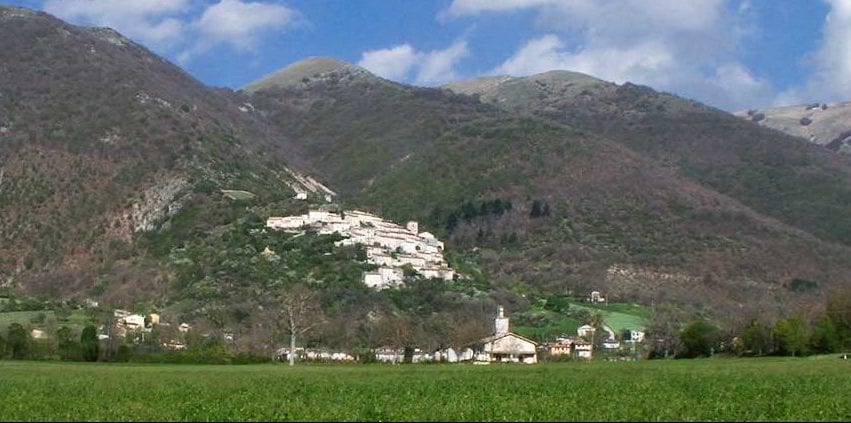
top-left (0, 358), bottom-right (849, 421)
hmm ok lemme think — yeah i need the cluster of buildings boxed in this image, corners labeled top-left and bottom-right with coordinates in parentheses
top-left (267, 209), bottom-right (455, 289)
top-left (370, 306), bottom-right (540, 365)
top-left (365, 305), bottom-right (648, 364)
top-left (275, 348), bottom-right (356, 362)
top-left (108, 309), bottom-right (191, 349)
top-left (542, 324), bottom-right (645, 360)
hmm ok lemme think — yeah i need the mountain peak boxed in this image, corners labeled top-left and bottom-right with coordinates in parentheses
top-left (442, 69), bottom-right (611, 112)
top-left (243, 56), bottom-right (375, 93)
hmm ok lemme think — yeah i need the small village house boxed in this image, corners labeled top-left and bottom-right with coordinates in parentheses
top-left (574, 341), bottom-right (593, 359)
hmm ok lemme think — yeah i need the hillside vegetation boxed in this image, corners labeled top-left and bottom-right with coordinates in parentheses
top-left (248, 67), bottom-right (851, 320)
top-left (2, 5), bottom-right (851, 351)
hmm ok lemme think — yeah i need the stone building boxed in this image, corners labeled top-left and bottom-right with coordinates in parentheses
top-left (472, 306), bottom-right (538, 364)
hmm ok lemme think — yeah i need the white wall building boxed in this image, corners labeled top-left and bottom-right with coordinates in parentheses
top-left (267, 209), bottom-right (456, 288)
top-left (473, 306), bottom-right (538, 364)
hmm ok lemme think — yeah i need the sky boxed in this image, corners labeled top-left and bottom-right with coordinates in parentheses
top-left (5, 0), bottom-right (851, 111)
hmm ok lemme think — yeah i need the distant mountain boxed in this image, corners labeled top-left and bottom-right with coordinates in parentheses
top-left (3, 5), bottom-right (850, 330)
top-left (734, 102), bottom-right (851, 154)
top-left (247, 63), bottom-right (851, 319)
top-left (443, 71), bottom-right (851, 249)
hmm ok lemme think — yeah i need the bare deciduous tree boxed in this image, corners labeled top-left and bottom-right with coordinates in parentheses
top-left (280, 283), bottom-right (322, 366)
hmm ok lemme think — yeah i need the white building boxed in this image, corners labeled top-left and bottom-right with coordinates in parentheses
top-left (123, 314), bottom-right (145, 330)
top-left (267, 209), bottom-right (455, 288)
top-left (374, 347), bottom-right (403, 363)
top-left (578, 324), bottom-right (616, 341)
top-left (363, 267), bottom-right (404, 289)
top-left (630, 330), bottom-right (645, 343)
top-left (574, 342), bottom-right (593, 359)
top-left (473, 306), bottom-right (538, 364)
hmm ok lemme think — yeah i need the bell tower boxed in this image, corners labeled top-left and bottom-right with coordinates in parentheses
top-left (494, 305), bottom-right (509, 336)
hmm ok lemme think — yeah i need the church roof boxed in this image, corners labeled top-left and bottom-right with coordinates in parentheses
top-left (476, 331), bottom-right (539, 347)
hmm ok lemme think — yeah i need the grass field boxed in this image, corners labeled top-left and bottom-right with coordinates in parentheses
top-left (0, 358), bottom-right (849, 421)
top-left (0, 310), bottom-right (92, 332)
top-left (569, 302), bottom-right (648, 332)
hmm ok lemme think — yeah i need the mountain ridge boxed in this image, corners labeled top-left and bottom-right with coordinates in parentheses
top-left (2, 6), bottom-right (850, 332)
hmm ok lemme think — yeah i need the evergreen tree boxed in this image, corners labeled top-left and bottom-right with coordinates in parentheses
top-left (57, 326), bottom-right (79, 360)
top-left (530, 200), bottom-right (543, 218)
top-left (446, 213), bottom-right (459, 233)
top-left (80, 325), bottom-right (99, 362)
top-left (7, 323), bottom-right (29, 359)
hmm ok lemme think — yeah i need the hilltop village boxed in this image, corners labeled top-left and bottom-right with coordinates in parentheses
top-left (267, 209), bottom-right (455, 289)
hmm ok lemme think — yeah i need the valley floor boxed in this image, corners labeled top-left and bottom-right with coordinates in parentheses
top-left (0, 357), bottom-right (849, 421)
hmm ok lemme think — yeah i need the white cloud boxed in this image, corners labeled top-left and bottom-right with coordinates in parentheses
top-left (445, 0), bottom-right (554, 17)
top-left (358, 41), bottom-right (469, 86)
top-left (43, 0), bottom-right (189, 47)
top-left (195, 0), bottom-right (296, 50)
top-left (179, 0), bottom-right (298, 63)
top-left (448, 0), bottom-right (778, 111)
top-left (415, 41), bottom-right (469, 85)
top-left (780, 0), bottom-right (851, 104)
top-left (494, 35), bottom-right (673, 85)
top-left (357, 44), bottom-right (419, 81)
top-left (44, 0), bottom-right (301, 64)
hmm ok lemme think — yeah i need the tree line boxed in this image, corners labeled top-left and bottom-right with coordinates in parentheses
top-left (647, 289), bottom-right (851, 359)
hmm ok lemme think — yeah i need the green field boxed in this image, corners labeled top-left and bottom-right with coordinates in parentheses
top-left (0, 358), bottom-right (849, 421)
top-left (0, 310), bottom-right (92, 332)
top-left (569, 302), bottom-right (649, 332)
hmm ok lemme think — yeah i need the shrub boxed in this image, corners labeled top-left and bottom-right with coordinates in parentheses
top-left (677, 320), bottom-right (720, 358)
top-left (80, 325), bottom-right (99, 362)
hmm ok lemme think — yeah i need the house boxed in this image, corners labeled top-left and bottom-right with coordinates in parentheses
top-left (30, 329), bottom-right (47, 340)
top-left (629, 330), bottom-right (645, 343)
top-left (363, 267), bottom-right (404, 289)
top-left (590, 291), bottom-right (605, 303)
top-left (148, 313), bottom-right (160, 326)
top-left (440, 347), bottom-right (458, 363)
top-left (603, 340), bottom-right (621, 350)
top-left (577, 324), bottom-right (595, 338)
top-left (574, 341), bottom-right (593, 359)
top-left (458, 347), bottom-right (475, 362)
top-left (577, 324), bottom-right (616, 341)
top-left (164, 340), bottom-right (186, 350)
top-left (406, 221), bottom-right (419, 234)
top-left (294, 192), bottom-right (308, 200)
top-left (472, 306), bottom-right (538, 364)
top-left (178, 323), bottom-right (191, 333)
top-left (124, 314), bottom-right (145, 330)
top-left (547, 341), bottom-right (573, 356)
top-left (374, 347), bottom-right (403, 363)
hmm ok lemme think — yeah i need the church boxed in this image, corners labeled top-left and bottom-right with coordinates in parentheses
top-left (473, 306), bottom-right (539, 364)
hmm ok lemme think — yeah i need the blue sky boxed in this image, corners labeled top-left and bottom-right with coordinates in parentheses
top-left (6, 0), bottom-right (851, 111)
